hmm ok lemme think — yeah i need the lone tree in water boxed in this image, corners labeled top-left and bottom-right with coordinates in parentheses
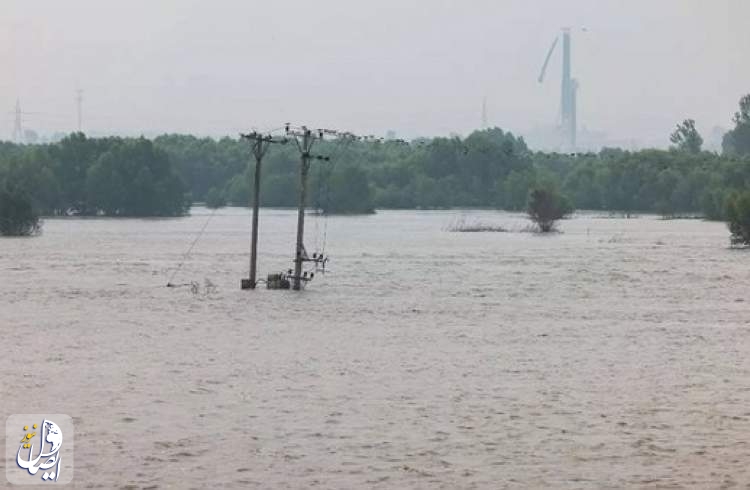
top-left (726, 190), bottom-right (750, 246)
top-left (0, 186), bottom-right (40, 236)
top-left (527, 187), bottom-right (572, 232)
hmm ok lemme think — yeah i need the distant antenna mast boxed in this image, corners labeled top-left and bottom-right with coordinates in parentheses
top-left (12, 99), bottom-right (22, 143)
top-left (75, 89), bottom-right (83, 133)
top-left (481, 97), bottom-right (489, 129)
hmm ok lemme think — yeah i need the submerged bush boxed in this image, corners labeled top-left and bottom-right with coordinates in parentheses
top-left (527, 187), bottom-right (573, 232)
top-left (446, 216), bottom-right (507, 232)
top-left (0, 186), bottom-right (41, 236)
top-left (726, 190), bottom-right (750, 246)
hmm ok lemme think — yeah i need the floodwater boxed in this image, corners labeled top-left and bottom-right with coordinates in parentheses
top-left (1, 208), bottom-right (749, 489)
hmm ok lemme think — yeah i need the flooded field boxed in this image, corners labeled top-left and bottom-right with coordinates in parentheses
top-left (1, 209), bottom-right (749, 488)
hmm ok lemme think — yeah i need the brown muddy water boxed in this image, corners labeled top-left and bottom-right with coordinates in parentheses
top-left (1, 209), bottom-right (749, 489)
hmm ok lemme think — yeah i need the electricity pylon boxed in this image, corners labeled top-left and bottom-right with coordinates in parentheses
top-left (76, 89), bottom-right (83, 133)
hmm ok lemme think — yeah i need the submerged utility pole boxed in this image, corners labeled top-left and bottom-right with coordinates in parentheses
top-left (293, 129), bottom-right (312, 291)
top-left (254, 123), bottom-right (359, 292)
top-left (285, 125), bottom-right (330, 290)
top-left (240, 131), bottom-right (287, 290)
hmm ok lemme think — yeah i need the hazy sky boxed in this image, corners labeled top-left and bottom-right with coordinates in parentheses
top-left (3, 0), bottom-right (749, 147)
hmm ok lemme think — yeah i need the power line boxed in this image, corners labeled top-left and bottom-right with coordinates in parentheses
top-left (166, 209), bottom-right (217, 287)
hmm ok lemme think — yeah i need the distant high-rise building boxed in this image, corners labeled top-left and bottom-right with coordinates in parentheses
top-left (707, 126), bottom-right (726, 153)
top-left (23, 129), bottom-right (39, 144)
top-left (12, 99), bottom-right (23, 143)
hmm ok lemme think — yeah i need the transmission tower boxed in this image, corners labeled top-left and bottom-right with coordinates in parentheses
top-left (12, 99), bottom-right (22, 143)
top-left (76, 89), bottom-right (83, 133)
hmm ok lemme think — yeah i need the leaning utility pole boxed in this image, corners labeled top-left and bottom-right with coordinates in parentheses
top-left (240, 131), bottom-right (287, 290)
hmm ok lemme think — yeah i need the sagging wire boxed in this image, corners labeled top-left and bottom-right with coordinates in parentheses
top-left (166, 210), bottom-right (216, 287)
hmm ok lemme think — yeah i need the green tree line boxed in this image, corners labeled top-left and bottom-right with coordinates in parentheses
top-left (0, 134), bottom-right (188, 216)
top-left (2, 95), bottom-right (750, 219)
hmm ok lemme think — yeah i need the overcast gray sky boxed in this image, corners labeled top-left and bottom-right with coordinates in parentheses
top-left (2, 0), bottom-right (749, 147)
